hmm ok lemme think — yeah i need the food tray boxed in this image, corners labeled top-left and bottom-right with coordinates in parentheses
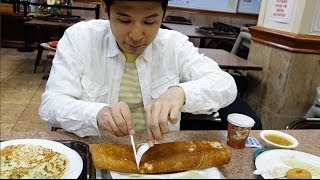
top-left (56, 140), bottom-right (96, 179)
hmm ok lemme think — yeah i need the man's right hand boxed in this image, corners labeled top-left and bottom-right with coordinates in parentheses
top-left (97, 102), bottom-right (134, 136)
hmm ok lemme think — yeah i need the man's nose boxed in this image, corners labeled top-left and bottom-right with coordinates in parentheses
top-left (128, 24), bottom-right (144, 42)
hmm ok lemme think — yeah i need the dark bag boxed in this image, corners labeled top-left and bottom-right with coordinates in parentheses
top-left (180, 96), bottom-right (262, 130)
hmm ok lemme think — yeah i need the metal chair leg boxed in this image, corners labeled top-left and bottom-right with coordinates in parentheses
top-left (51, 127), bottom-right (61, 131)
top-left (34, 45), bottom-right (44, 73)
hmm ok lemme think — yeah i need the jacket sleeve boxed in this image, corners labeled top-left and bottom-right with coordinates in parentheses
top-left (175, 35), bottom-right (238, 114)
top-left (39, 27), bottom-right (107, 137)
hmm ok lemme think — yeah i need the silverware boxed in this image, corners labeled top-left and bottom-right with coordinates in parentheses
top-left (136, 143), bottom-right (150, 167)
top-left (130, 135), bottom-right (139, 169)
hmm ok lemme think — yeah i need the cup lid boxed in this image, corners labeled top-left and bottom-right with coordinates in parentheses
top-left (227, 113), bottom-right (255, 128)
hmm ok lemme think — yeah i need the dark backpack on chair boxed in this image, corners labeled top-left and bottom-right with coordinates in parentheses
top-left (180, 95), bottom-right (262, 130)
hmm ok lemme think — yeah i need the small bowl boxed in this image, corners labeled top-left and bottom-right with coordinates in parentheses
top-left (260, 130), bottom-right (299, 149)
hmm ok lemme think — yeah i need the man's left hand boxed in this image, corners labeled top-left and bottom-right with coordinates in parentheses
top-left (145, 86), bottom-right (185, 147)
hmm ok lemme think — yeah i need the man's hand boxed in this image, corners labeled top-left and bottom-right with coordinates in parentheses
top-left (97, 102), bottom-right (135, 136)
top-left (145, 86), bottom-right (185, 147)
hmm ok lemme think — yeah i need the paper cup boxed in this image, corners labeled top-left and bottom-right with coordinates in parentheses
top-left (227, 113), bottom-right (255, 149)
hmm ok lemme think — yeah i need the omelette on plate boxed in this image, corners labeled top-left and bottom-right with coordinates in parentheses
top-left (0, 144), bottom-right (69, 179)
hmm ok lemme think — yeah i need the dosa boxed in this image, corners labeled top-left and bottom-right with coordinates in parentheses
top-left (89, 140), bottom-right (231, 174)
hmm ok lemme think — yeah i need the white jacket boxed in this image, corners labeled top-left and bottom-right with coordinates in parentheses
top-left (39, 20), bottom-right (237, 137)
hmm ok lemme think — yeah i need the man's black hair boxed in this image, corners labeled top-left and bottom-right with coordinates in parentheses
top-left (103, 0), bottom-right (168, 18)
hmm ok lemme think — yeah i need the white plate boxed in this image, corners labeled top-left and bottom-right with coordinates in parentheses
top-left (255, 149), bottom-right (320, 179)
top-left (0, 139), bottom-right (83, 179)
top-left (109, 167), bottom-right (223, 179)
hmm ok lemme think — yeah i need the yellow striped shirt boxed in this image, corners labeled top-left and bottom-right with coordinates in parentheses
top-left (119, 52), bottom-right (146, 130)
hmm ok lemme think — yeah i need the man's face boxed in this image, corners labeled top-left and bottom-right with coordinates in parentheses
top-left (109, 1), bottom-right (163, 55)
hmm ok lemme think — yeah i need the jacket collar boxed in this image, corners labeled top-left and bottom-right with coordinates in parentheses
top-left (140, 43), bottom-right (153, 63)
top-left (106, 31), bottom-right (120, 58)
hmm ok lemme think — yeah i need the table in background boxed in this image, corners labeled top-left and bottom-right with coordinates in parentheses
top-left (24, 19), bottom-right (75, 28)
top-left (22, 19), bottom-right (76, 51)
top-left (162, 23), bottom-right (237, 48)
top-left (199, 48), bottom-right (263, 71)
top-left (1, 130), bottom-right (319, 179)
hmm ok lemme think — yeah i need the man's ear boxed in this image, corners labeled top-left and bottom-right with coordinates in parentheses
top-left (100, 0), bottom-right (109, 19)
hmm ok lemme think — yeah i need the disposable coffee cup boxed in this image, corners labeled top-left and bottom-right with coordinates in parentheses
top-left (227, 113), bottom-right (255, 149)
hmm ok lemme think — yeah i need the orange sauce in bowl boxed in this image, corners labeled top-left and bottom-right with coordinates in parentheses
top-left (264, 134), bottom-right (293, 146)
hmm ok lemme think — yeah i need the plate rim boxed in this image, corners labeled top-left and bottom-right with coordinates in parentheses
top-left (260, 130), bottom-right (299, 149)
top-left (109, 167), bottom-right (222, 179)
top-left (0, 138), bottom-right (83, 179)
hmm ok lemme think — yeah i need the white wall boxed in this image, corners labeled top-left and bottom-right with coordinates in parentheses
top-left (257, 0), bottom-right (320, 35)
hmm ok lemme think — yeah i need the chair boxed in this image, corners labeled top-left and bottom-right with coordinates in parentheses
top-left (180, 95), bottom-right (262, 130)
top-left (34, 42), bottom-right (56, 73)
top-left (304, 86), bottom-right (320, 118)
top-left (180, 112), bottom-right (223, 130)
top-left (286, 118), bottom-right (320, 129)
top-left (229, 28), bottom-right (252, 97)
top-left (230, 29), bottom-right (252, 74)
top-left (286, 87), bottom-right (320, 129)
top-left (202, 22), bottom-right (239, 50)
top-left (51, 127), bottom-right (62, 131)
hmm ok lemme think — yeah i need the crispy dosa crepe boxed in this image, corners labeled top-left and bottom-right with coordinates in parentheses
top-left (89, 140), bottom-right (231, 174)
top-left (1, 144), bottom-right (68, 179)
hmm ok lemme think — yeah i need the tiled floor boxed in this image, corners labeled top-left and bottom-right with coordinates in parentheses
top-left (1, 47), bottom-right (53, 133)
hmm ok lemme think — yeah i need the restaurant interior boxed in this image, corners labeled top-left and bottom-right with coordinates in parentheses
top-left (0, 0), bottom-right (319, 179)
top-left (1, 0), bottom-right (319, 133)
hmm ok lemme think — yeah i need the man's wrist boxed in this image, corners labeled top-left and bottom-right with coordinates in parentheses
top-left (169, 85), bottom-right (186, 105)
top-left (96, 105), bottom-right (110, 126)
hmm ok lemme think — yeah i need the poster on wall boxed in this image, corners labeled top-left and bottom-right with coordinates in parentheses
top-left (237, 0), bottom-right (262, 15)
top-left (311, 0), bottom-right (320, 32)
top-left (267, 0), bottom-right (295, 24)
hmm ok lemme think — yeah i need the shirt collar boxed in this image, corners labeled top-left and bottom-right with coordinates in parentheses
top-left (106, 30), bottom-right (153, 63)
top-left (106, 31), bottom-right (121, 58)
top-left (140, 43), bottom-right (153, 63)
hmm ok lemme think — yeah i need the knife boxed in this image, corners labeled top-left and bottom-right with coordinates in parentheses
top-left (130, 135), bottom-right (139, 169)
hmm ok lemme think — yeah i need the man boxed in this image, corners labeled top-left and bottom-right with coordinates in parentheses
top-left (39, 0), bottom-right (237, 147)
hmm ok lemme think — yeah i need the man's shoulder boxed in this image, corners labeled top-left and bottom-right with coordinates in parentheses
top-left (157, 28), bottom-right (188, 39)
top-left (155, 28), bottom-right (189, 45)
